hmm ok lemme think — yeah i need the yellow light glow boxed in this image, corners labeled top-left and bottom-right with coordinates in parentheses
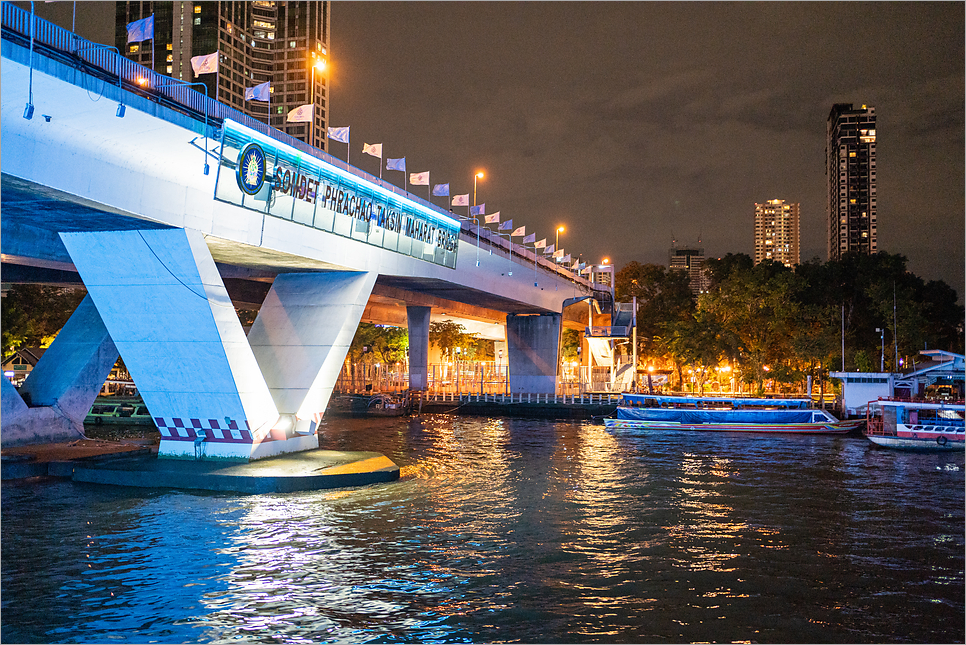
top-left (476, 171), bottom-right (485, 179)
top-left (314, 59), bottom-right (326, 71)
top-left (602, 258), bottom-right (610, 265)
top-left (136, 77), bottom-right (148, 86)
top-left (557, 226), bottom-right (565, 233)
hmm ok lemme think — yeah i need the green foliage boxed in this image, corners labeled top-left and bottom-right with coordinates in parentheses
top-left (348, 323), bottom-right (408, 364)
top-left (615, 261), bottom-right (695, 366)
top-left (561, 328), bottom-right (581, 360)
top-left (429, 320), bottom-right (476, 360)
top-left (617, 251), bottom-right (963, 394)
top-left (2, 285), bottom-right (87, 357)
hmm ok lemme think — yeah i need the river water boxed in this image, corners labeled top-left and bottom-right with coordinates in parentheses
top-left (2, 415), bottom-right (963, 644)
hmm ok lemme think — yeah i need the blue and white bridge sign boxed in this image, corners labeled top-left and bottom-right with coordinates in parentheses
top-left (215, 120), bottom-right (460, 269)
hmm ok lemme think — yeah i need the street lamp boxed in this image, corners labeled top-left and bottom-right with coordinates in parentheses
top-left (875, 327), bottom-right (884, 371)
top-left (309, 58), bottom-right (327, 147)
top-left (556, 225), bottom-right (565, 249)
top-left (473, 171), bottom-right (485, 210)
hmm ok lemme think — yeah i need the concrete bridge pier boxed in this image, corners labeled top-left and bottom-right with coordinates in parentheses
top-left (247, 271), bottom-right (376, 436)
top-left (406, 306), bottom-right (431, 390)
top-left (60, 228), bottom-right (285, 461)
top-left (506, 313), bottom-right (562, 394)
top-left (1, 295), bottom-right (119, 446)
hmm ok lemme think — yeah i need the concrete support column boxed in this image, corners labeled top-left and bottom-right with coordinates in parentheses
top-left (406, 306), bottom-right (431, 390)
top-left (61, 229), bottom-right (280, 461)
top-left (506, 313), bottom-right (561, 394)
top-left (247, 271), bottom-right (376, 438)
top-left (1, 295), bottom-right (118, 445)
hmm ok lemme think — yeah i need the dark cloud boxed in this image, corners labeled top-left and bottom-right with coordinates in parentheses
top-left (332, 2), bottom-right (964, 293)
top-left (21, 1), bottom-right (964, 296)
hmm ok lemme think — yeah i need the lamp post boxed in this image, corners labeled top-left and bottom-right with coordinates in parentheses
top-left (876, 327), bottom-right (884, 372)
top-left (309, 58), bottom-right (326, 147)
top-left (556, 225), bottom-right (565, 250)
top-left (473, 171), bottom-right (484, 210)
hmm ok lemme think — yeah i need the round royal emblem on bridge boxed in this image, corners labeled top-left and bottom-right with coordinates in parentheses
top-left (237, 142), bottom-right (266, 196)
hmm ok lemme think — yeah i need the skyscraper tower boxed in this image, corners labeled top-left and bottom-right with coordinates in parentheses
top-left (668, 244), bottom-right (709, 295)
top-left (826, 103), bottom-right (876, 260)
top-left (115, 1), bottom-right (330, 150)
top-left (754, 199), bottom-right (800, 267)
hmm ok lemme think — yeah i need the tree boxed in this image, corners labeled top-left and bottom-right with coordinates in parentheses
top-left (699, 260), bottom-right (801, 394)
top-left (615, 261), bottom-right (695, 366)
top-left (561, 328), bottom-right (581, 361)
top-left (662, 309), bottom-right (726, 394)
top-left (429, 320), bottom-right (475, 360)
top-left (2, 285), bottom-right (87, 357)
top-left (347, 323), bottom-right (408, 365)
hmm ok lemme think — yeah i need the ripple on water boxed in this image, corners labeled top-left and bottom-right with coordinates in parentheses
top-left (2, 417), bottom-right (963, 643)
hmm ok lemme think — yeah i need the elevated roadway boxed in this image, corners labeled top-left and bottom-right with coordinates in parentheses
top-left (1, 6), bottom-right (610, 460)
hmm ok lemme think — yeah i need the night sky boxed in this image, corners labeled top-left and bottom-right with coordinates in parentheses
top-left (26, 2), bottom-right (966, 295)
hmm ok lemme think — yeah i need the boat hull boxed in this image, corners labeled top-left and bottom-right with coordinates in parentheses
top-left (604, 418), bottom-right (861, 434)
top-left (865, 434), bottom-right (965, 451)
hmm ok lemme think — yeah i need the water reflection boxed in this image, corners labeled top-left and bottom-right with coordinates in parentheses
top-left (2, 418), bottom-right (963, 644)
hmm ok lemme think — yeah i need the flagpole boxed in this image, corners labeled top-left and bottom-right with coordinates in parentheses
top-left (533, 244), bottom-right (538, 287)
top-left (216, 51), bottom-right (220, 102)
top-left (474, 205), bottom-right (480, 265)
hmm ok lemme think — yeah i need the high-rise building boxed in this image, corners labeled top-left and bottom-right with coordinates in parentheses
top-left (826, 103), bottom-right (876, 260)
top-left (669, 245), bottom-right (709, 295)
top-left (116, 1), bottom-right (330, 149)
top-left (754, 199), bottom-right (800, 267)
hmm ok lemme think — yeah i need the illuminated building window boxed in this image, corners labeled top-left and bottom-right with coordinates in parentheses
top-left (129, 44), bottom-right (139, 53)
top-left (194, 16), bottom-right (201, 25)
top-left (194, 4), bottom-right (201, 13)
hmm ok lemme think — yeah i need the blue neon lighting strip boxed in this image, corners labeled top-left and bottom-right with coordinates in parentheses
top-left (216, 120), bottom-right (459, 268)
top-left (223, 120), bottom-right (459, 229)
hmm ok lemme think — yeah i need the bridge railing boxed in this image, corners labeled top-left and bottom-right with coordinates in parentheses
top-left (2, 1), bottom-right (595, 288)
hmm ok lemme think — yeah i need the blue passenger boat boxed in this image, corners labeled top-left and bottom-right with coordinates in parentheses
top-left (604, 394), bottom-right (862, 434)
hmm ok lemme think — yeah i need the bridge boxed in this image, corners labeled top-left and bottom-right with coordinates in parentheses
top-left (1, 5), bottom-right (613, 461)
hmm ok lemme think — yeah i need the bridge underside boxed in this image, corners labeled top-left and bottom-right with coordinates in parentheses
top-left (2, 176), bottom-right (583, 459)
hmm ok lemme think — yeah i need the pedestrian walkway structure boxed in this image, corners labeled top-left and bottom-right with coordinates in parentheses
top-left (0, 5), bottom-right (608, 460)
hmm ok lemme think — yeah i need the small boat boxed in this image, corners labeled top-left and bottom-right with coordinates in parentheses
top-left (365, 393), bottom-right (408, 417)
top-left (86, 401), bottom-right (154, 425)
top-left (604, 394), bottom-right (862, 434)
top-left (864, 398), bottom-right (965, 451)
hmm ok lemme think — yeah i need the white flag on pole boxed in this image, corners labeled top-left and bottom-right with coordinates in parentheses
top-left (534, 238), bottom-right (547, 249)
top-left (288, 104), bottom-right (314, 123)
top-left (511, 226), bottom-right (526, 237)
top-left (126, 15), bottom-right (154, 43)
top-left (191, 51), bottom-right (219, 75)
top-left (327, 126), bottom-right (350, 143)
top-left (452, 194), bottom-right (469, 207)
top-left (484, 212), bottom-right (501, 224)
top-left (410, 171), bottom-right (430, 185)
top-left (244, 81), bottom-right (270, 101)
top-left (362, 143), bottom-right (383, 158)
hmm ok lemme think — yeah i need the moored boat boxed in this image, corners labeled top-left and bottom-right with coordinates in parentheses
top-left (864, 398), bottom-right (965, 451)
top-left (604, 394), bottom-right (862, 434)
